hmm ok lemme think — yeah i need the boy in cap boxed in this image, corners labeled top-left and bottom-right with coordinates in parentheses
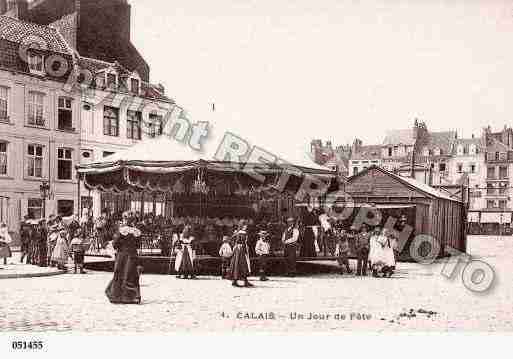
top-left (218, 235), bottom-right (233, 279)
top-left (335, 227), bottom-right (352, 275)
top-left (255, 230), bottom-right (271, 281)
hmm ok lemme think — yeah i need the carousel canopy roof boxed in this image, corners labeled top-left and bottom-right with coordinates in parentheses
top-left (77, 136), bottom-right (334, 175)
top-left (77, 136), bottom-right (337, 194)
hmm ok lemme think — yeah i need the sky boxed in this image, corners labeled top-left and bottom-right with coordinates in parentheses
top-left (130, 0), bottom-right (513, 153)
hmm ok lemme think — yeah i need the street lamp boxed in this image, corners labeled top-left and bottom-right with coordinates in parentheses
top-left (39, 180), bottom-right (50, 219)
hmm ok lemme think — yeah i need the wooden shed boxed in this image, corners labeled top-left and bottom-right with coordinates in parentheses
top-left (338, 166), bottom-right (467, 258)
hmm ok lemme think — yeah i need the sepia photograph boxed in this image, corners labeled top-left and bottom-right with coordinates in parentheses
top-left (0, 0), bottom-right (512, 355)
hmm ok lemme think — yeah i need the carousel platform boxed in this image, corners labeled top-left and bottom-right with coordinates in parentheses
top-left (84, 253), bottom-right (341, 275)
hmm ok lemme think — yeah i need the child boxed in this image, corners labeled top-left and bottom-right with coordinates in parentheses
top-left (70, 230), bottom-right (86, 274)
top-left (255, 230), bottom-right (271, 281)
top-left (218, 236), bottom-right (233, 279)
top-left (335, 228), bottom-right (352, 275)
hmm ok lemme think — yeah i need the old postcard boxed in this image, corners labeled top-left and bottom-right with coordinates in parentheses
top-left (0, 0), bottom-right (512, 356)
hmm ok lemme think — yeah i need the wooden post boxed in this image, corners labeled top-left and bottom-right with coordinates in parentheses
top-left (77, 173), bottom-right (81, 216)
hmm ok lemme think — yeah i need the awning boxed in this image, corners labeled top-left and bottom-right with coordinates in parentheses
top-left (480, 212), bottom-right (512, 224)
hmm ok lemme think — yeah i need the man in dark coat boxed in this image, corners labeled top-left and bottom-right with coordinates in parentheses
top-left (19, 216), bottom-right (31, 264)
top-left (282, 217), bottom-right (299, 277)
top-left (355, 225), bottom-right (371, 276)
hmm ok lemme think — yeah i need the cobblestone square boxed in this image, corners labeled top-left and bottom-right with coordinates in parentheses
top-left (0, 236), bottom-right (511, 332)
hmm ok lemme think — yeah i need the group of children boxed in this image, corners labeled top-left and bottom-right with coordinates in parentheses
top-left (219, 229), bottom-right (271, 281)
top-left (331, 223), bottom-right (398, 278)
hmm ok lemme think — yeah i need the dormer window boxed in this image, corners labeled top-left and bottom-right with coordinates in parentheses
top-left (130, 78), bottom-right (140, 95)
top-left (422, 147), bottom-right (429, 156)
top-left (106, 73), bottom-right (117, 90)
top-left (28, 52), bottom-right (45, 75)
top-left (469, 144), bottom-right (477, 155)
top-left (457, 145), bottom-right (464, 156)
top-left (433, 147), bottom-right (441, 156)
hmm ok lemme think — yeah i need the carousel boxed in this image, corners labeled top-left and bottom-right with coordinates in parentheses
top-left (76, 136), bottom-right (339, 273)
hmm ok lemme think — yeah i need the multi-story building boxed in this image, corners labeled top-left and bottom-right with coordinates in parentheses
top-left (77, 56), bottom-right (177, 218)
top-left (483, 126), bottom-right (513, 212)
top-left (349, 139), bottom-right (382, 176)
top-left (381, 128), bottom-right (416, 172)
top-left (0, 15), bottom-right (80, 231)
top-left (447, 136), bottom-right (486, 210)
top-left (0, 0), bottom-right (177, 230)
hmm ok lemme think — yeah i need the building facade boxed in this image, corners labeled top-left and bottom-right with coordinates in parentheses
top-left (77, 57), bottom-right (177, 218)
top-left (0, 15), bottom-right (80, 231)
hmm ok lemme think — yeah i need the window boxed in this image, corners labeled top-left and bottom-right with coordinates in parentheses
top-left (388, 147), bottom-right (392, 157)
top-left (469, 144), bottom-right (477, 155)
top-left (148, 113), bottom-right (163, 138)
top-left (439, 163), bottom-right (446, 172)
top-left (103, 106), bottom-right (119, 136)
top-left (130, 78), bottom-right (140, 95)
top-left (433, 148), bottom-right (440, 156)
top-left (500, 152), bottom-right (507, 161)
top-left (57, 200), bottom-right (74, 217)
top-left (422, 147), bottom-right (429, 156)
top-left (495, 152), bottom-right (500, 161)
top-left (106, 73), bottom-right (117, 90)
top-left (486, 200), bottom-right (495, 209)
top-left (457, 145), bottom-right (464, 156)
top-left (470, 164), bottom-right (476, 174)
top-left (487, 167), bottom-right (495, 180)
top-left (353, 167), bottom-right (358, 176)
top-left (57, 148), bottom-right (73, 180)
top-left (0, 86), bottom-right (8, 120)
top-left (26, 144), bottom-right (43, 178)
top-left (499, 200), bottom-right (507, 209)
top-left (499, 166), bottom-right (508, 179)
top-left (103, 151), bottom-right (114, 158)
top-left (457, 164), bottom-right (463, 173)
top-left (28, 52), bottom-right (44, 74)
top-left (58, 97), bottom-right (73, 131)
top-left (127, 110), bottom-right (141, 140)
top-left (487, 183), bottom-right (495, 195)
top-left (0, 142), bottom-right (6, 175)
top-left (27, 91), bottom-right (45, 126)
top-left (499, 183), bottom-right (507, 195)
top-left (27, 199), bottom-right (43, 219)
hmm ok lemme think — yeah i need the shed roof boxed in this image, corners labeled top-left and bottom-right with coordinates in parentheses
top-left (347, 165), bottom-right (461, 203)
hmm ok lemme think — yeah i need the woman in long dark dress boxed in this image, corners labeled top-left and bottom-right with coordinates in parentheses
top-left (228, 228), bottom-right (253, 287)
top-left (105, 213), bottom-right (142, 304)
top-left (300, 206), bottom-right (318, 257)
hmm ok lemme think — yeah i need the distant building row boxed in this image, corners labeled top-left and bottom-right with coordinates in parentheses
top-left (311, 120), bottom-right (513, 214)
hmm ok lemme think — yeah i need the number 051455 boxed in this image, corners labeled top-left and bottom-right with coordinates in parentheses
top-left (11, 341), bottom-right (43, 350)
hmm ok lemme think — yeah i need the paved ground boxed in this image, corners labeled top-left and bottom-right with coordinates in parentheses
top-left (0, 253), bottom-right (64, 279)
top-left (0, 236), bottom-right (511, 332)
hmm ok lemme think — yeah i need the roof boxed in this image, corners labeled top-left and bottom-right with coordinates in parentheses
top-left (451, 137), bottom-right (484, 155)
top-left (0, 15), bottom-right (72, 55)
top-left (78, 136), bottom-right (335, 175)
top-left (425, 131), bottom-right (457, 153)
top-left (382, 129), bottom-right (416, 146)
top-left (486, 138), bottom-right (510, 153)
top-left (77, 55), bottom-right (173, 103)
top-left (348, 165), bottom-right (462, 202)
top-left (351, 145), bottom-right (382, 161)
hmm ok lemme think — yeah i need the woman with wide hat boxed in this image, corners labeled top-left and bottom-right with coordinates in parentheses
top-left (105, 212), bottom-right (142, 304)
top-left (228, 226), bottom-right (253, 287)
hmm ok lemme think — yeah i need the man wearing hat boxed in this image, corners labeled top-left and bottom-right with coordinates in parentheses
top-left (255, 230), bottom-right (271, 281)
top-left (282, 217), bottom-right (299, 277)
top-left (19, 215), bottom-right (31, 264)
